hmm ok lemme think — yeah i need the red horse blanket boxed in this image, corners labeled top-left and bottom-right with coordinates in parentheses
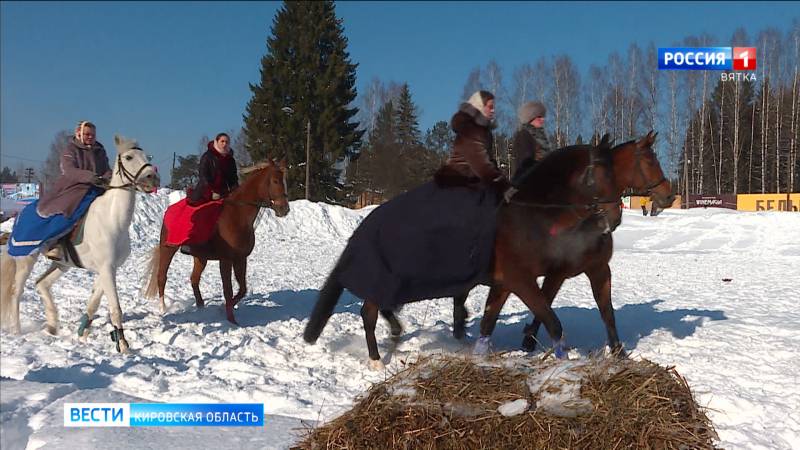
top-left (164, 198), bottom-right (223, 246)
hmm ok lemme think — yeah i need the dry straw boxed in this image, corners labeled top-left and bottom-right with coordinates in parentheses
top-left (294, 354), bottom-right (718, 450)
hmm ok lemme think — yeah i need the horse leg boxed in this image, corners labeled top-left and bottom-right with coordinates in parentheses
top-left (232, 258), bottom-right (247, 307)
top-left (586, 263), bottom-right (624, 357)
top-left (98, 266), bottom-right (129, 353)
top-left (219, 260), bottom-right (237, 324)
top-left (504, 271), bottom-right (566, 359)
top-left (361, 300), bottom-right (383, 369)
top-left (78, 279), bottom-right (103, 339)
top-left (379, 308), bottom-right (403, 342)
top-left (6, 254), bottom-right (36, 333)
top-left (452, 292), bottom-right (469, 340)
top-left (190, 256), bottom-right (208, 308)
top-left (34, 262), bottom-right (68, 335)
top-left (522, 274), bottom-right (566, 352)
top-left (475, 286), bottom-right (510, 354)
top-left (157, 245), bottom-right (179, 314)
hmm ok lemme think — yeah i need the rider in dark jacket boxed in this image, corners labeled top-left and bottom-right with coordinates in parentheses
top-left (187, 133), bottom-right (239, 206)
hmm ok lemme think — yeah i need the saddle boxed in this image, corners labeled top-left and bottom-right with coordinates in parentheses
top-left (44, 215), bottom-right (89, 267)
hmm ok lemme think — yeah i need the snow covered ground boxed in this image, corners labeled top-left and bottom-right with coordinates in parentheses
top-left (1, 191), bottom-right (798, 449)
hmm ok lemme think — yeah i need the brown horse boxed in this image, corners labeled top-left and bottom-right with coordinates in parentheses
top-left (459, 132), bottom-right (674, 357)
top-left (305, 132), bottom-right (672, 366)
top-left (142, 160), bottom-right (290, 324)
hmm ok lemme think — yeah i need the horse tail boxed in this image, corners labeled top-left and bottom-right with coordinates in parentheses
top-left (0, 248), bottom-right (17, 327)
top-left (303, 255), bottom-right (347, 344)
top-left (141, 245), bottom-right (160, 300)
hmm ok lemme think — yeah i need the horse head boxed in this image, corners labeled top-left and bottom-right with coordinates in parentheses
top-left (620, 131), bottom-right (675, 209)
top-left (112, 135), bottom-right (160, 193)
top-left (239, 159), bottom-right (290, 217)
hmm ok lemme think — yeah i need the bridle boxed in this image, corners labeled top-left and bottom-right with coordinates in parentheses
top-left (105, 148), bottom-right (155, 192)
top-left (632, 145), bottom-right (669, 196)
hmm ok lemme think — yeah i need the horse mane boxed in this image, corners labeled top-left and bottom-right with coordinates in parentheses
top-left (228, 161), bottom-right (278, 199)
top-left (515, 145), bottom-right (611, 200)
top-left (239, 161), bottom-right (272, 175)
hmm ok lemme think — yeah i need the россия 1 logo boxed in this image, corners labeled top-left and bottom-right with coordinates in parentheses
top-left (658, 46), bottom-right (756, 82)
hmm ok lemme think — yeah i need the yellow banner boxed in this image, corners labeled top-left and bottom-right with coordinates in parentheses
top-left (629, 195), bottom-right (682, 209)
top-left (737, 194), bottom-right (799, 211)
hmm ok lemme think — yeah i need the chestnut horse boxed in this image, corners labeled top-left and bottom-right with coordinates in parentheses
top-left (143, 160), bottom-right (289, 323)
top-left (305, 132), bottom-right (672, 367)
top-left (460, 132), bottom-right (674, 357)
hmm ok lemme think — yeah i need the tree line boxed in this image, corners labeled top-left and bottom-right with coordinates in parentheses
top-left (27, 2), bottom-right (799, 202)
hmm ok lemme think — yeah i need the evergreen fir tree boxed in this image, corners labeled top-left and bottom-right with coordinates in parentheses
top-left (394, 83), bottom-right (421, 148)
top-left (243, 1), bottom-right (362, 202)
top-left (424, 121), bottom-right (454, 154)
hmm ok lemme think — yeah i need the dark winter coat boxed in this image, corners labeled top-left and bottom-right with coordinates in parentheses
top-left (188, 142), bottom-right (239, 206)
top-left (434, 103), bottom-right (507, 191)
top-left (511, 124), bottom-right (551, 184)
top-left (327, 103), bottom-right (505, 308)
top-left (37, 138), bottom-right (111, 218)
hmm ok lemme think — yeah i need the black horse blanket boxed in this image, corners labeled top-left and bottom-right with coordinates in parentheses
top-left (336, 181), bottom-right (500, 309)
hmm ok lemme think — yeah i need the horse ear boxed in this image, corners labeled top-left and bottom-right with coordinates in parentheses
top-left (114, 135), bottom-right (121, 146)
top-left (279, 158), bottom-right (287, 170)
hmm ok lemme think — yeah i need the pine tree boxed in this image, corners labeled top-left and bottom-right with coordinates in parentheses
top-left (395, 83), bottom-right (421, 148)
top-left (424, 121), bottom-right (454, 155)
top-left (243, 1), bottom-right (362, 202)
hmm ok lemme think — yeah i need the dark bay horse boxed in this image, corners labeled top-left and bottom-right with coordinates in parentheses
top-left (459, 132), bottom-right (674, 357)
top-left (305, 132), bottom-right (672, 367)
top-left (143, 160), bottom-right (289, 324)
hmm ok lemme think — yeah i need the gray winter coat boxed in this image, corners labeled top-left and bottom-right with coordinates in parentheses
top-left (37, 138), bottom-right (111, 218)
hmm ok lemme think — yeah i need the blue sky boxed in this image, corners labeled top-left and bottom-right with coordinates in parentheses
top-left (1, 1), bottom-right (797, 181)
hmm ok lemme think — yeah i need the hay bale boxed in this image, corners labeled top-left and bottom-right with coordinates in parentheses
top-left (295, 354), bottom-right (718, 450)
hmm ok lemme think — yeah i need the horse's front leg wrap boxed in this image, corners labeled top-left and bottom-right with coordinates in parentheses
top-left (77, 314), bottom-right (93, 337)
top-left (109, 327), bottom-right (129, 353)
top-left (553, 339), bottom-right (568, 360)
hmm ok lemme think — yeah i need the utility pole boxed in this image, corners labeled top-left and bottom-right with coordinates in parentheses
top-left (171, 152), bottom-right (177, 189)
top-left (25, 167), bottom-right (34, 183)
top-left (306, 119), bottom-right (311, 200)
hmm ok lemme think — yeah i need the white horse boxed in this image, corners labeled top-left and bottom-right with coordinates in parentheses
top-left (0, 135), bottom-right (160, 353)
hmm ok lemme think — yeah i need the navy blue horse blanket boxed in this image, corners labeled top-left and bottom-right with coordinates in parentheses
top-left (336, 181), bottom-right (500, 309)
top-left (7, 188), bottom-right (101, 257)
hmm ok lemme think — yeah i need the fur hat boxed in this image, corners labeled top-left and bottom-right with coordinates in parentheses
top-left (517, 101), bottom-right (546, 124)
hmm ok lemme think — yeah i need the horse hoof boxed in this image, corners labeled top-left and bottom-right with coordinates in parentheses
top-left (521, 335), bottom-right (537, 352)
top-left (46, 325), bottom-right (58, 336)
top-left (368, 359), bottom-right (385, 371)
top-left (473, 336), bottom-right (491, 355)
top-left (610, 345), bottom-right (627, 358)
top-left (159, 303), bottom-right (167, 315)
top-left (118, 339), bottom-right (130, 354)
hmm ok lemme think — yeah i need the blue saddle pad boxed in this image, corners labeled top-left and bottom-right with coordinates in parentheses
top-left (7, 189), bottom-right (101, 257)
